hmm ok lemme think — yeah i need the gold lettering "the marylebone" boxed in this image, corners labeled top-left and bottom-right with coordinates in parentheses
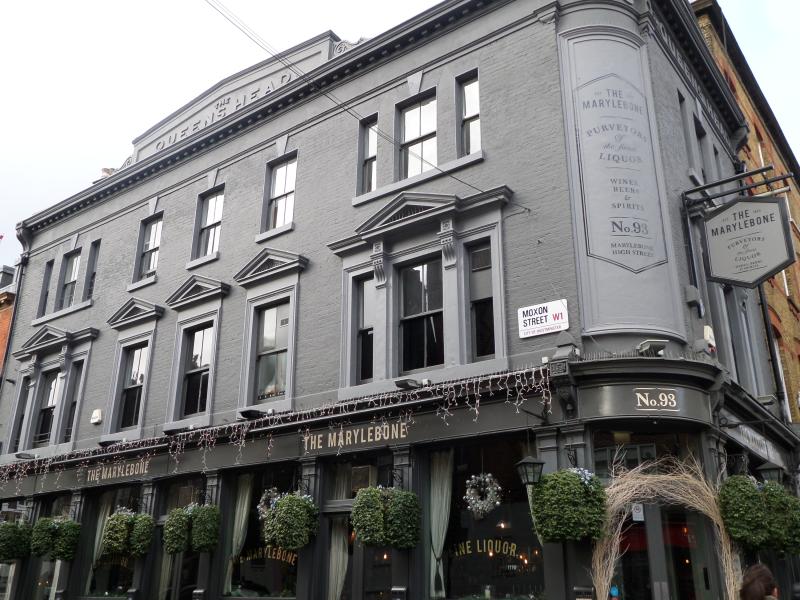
top-left (303, 422), bottom-right (409, 453)
top-left (85, 459), bottom-right (150, 484)
top-left (236, 545), bottom-right (297, 566)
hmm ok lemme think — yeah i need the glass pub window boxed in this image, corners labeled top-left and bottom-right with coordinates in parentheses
top-left (255, 303), bottom-right (290, 402)
top-left (469, 244), bottom-right (495, 359)
top-left (139, 217), bottom-right (162, 279)
top-left (119, 344), bottom-right (148, 429)
top-left (34, 371), bottom-right (60, 447)
top-left (362, 119), bottom-right (378, 193)
top-left (400, 96), bottom-right (437, 178)
top-left (400, 258), bottom-right (444, 371)
top-left (460, 77), bottom-right (481, 155)
top-left (198, 191), bottom-right (224, 257)
top-left (357, 277), bottom-right (375, 382)
top-left (182, 326), bottom-right (213, 416)
top-left (267, 157), bottom-right (297, 230)
top-left (59, 252), bottom-right (81, 309)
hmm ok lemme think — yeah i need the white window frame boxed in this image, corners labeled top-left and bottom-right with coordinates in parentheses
top-left (102, 327), bottom-right (155, 443)
top-left (456, 71), bottom-right (481, 157)
top-left (56, 250), bottom-right (82, 311)
top-left (166, 304), bottom-right (221, 430)
top-left (334, 189), bottom-right (509, 398)
top-left (132, 212), bottom-right (164, 285)
top-left (397, 92), bottom-right (437, 180)
top-left (238, 284), bottom-right (299, 414)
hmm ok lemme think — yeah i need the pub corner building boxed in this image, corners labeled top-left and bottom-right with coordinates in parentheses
top-left (1, 0), bottom-right (799, 598)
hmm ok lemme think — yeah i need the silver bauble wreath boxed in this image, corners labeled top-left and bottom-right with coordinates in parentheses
top-left (464, 473), bottom-right (502, 519)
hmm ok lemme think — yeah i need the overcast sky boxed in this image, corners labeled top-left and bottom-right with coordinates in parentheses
top-left (0, 0), bottom-right (796, 268)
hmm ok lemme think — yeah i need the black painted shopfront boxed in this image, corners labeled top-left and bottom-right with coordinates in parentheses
top-left (0, 359), bottom-right (798, 600)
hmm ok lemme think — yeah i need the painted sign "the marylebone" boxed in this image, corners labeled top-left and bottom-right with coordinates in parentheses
top-left (703, 197), bottom-right (794, 287)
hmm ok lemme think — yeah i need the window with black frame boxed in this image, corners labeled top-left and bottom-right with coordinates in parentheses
top-left (88, 486), bottom-right (141, 597)
top-left (438, 439), bottom-right (545, 600)
top-left (225, 465), bottom-right (298, 597)
top-left (400, 258), bottom-right (443, 372)
top-left (182, 325), bottom-right (213, 417)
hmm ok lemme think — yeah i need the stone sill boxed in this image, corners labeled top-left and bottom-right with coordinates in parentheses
top-left (32, 299), bottom-right (93, 326)
top-left (352, 150), bottom-right (485, 207)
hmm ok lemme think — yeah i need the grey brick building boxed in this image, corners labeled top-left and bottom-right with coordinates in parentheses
top-left (0, 0), bottom-right (797, 598)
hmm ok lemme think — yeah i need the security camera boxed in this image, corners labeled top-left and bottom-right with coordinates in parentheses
top-left (636, 339), bottom-right (668, 356)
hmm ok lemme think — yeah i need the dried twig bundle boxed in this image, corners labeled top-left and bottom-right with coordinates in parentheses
top-left (592, 456), bottom-right (739, 600)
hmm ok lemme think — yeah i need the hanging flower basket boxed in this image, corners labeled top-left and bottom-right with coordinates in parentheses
top-left (163, 504), bottom-right (220, 554)
top-left (0, 521), bottom-right (31, 562)
top-left (718, 475), bottom-right (768, 550)
top-left (531, 468), bottom-right (606, 542)
top-left (163, 507), bottom-right (190, 554)
top-left (352, 487), bottom-right (385, 545)
top-left (102, 507), bottom-right (135, 557)
top-left (384, 489), bottom-right (420, 549)
top-left (351, 487), bottom-right (421, 549)
top-left (189, 504), bottom-right (220, 553)
top-left (53, 519), bottom-right (81, 561)
top-left (31, 517), bottom-right (57, 557)
top-left (464, 473), bottom-right (502, 520)
top-left (258, 489), bottom-right (318, 551)
top-left (130, 513), bottom-right (155, 558)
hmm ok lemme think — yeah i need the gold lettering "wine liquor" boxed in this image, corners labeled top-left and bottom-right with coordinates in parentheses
top-left (451, 538), bottom-right (519, 559)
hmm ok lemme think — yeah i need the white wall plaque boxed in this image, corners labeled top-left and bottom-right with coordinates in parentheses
top-left (702, 197), bottom-right (794, 288)
top-left (518, 299), bottom-right (569, 338)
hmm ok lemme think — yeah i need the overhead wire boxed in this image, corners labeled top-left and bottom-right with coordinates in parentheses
top-left (202, 0), bottom-right (487, 196)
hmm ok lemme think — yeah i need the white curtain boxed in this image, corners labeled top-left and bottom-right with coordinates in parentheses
top-left (430, 449), bottom-right (453, 599)
top-left (86, 491), bottom-right (114, 593)
top-left (327, 464), bottom-right (351, 600)
top-left (223, 473), bottom-right (254, 595)
top-left (158, 552), bottom-right (173, 600)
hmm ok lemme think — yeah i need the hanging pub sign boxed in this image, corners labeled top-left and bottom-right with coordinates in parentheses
top-left (702, 197), bottom-right (794, 288)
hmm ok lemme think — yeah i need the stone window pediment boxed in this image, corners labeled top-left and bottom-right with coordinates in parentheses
top-left (14, 325), bottom-right (98, 360)
top-left (165, 274), bottom-right (230, 310)
top-left (107, 298), bottom-right (165, 330)
top-left (355, 192), bottom-right (457, 241)
top-left (234, 247), bottom-right (308, 288)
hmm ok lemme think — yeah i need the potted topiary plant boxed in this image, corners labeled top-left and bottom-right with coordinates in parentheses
top-left (530, 468), bottom-right (606, 542)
